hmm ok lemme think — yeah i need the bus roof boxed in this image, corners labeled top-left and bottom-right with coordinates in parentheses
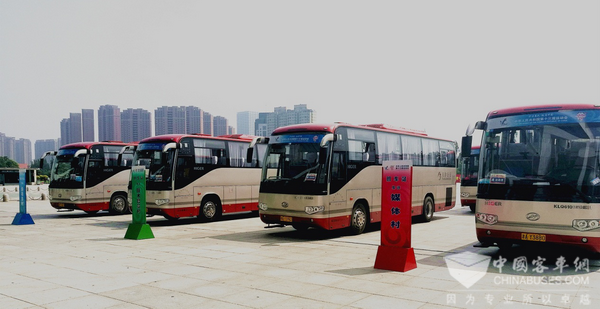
top-left (271, 123), bottom-right (435, 139)
top-left (138, 133), bottom-right (258, 144)
top-left (487, 104), bottom-right (600, 119)
top-left (59, 141), bottom-right (132, 150)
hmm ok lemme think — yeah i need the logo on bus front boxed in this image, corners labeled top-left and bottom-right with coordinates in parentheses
top-left (526, 212), bottom-right (540, 221)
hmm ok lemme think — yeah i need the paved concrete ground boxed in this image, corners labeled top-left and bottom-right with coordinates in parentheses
top-left (1, 199), bottom-right (600, 308)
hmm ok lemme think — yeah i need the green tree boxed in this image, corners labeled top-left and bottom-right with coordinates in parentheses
top-left (0, 156), bottom-right (19, 168)
top-left (31, 158), bottom-right (52, 176)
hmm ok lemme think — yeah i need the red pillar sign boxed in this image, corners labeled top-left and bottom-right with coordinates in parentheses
top-left (374, 160), bottom-right (416, 272)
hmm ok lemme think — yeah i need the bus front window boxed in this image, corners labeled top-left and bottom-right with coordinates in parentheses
top-left (50, 150), bottom-right (86, 188)
top-left (479, 123), bottom-right (600, 203)
top-left (133, 143), bottom-right (174, 190)
top-left (261, 142), bottom-right (328, 195)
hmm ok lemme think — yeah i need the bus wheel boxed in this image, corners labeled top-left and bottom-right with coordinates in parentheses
top-left (420, 196), bottom-right (434, 222)
top-left (469, 204), bottom-right (475, 212)
top-left (350, 203), bottom-right (368, 235)
top-left (110, 194), bottom-right (128, 214)
top-left (199, 197), bottom-right (221, 221)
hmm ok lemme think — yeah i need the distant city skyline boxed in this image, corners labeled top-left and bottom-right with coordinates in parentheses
top-left (1, 104), bottom-right (315, 165)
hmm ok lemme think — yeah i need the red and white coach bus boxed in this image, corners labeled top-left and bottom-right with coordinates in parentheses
top-left (460, 145), bottom-right (480, 212)
top-left (462, 104), bottom-right (600, 252)
top-left (42, 141), bottom-right (135, 214)
top-left (132, 134), bottom-right (266, 220)
top-left (253, 123), bottom-right (458, 234)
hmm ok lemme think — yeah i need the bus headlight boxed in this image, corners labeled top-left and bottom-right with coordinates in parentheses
top-left (305, 206), bottom-right (325, 215)
top-left (461, 192), bottom-right (470, 198)
top-left (155, 199), bottom-right (170, 206)
top-left (70, 195), bottom-right (82, 201)
top-left (258, 202), bottom-right (268, 211)
top-left (476, 212), bottom-right (498, 225)
top-left (572, 219), bottom-right (600, 232)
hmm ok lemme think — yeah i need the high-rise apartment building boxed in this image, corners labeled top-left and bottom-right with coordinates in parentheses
top-left (121, 108), bottom-right (151, 143)
top-left (58, 109), bottom-right (96, 145)
top-left (98, 105), bottom-right (121, 141)
top-left (203, 111), bottom-right (213, 136)
top-left (255, 104), bottom-right (315, 136)
top-left (0, 132), bottom-right (14, 159)
top-left (186, 106), bottom-right (204, 134)
top-left (155, 106), bottom-right (186, 135)
top-left (213, 116), bottom-right (229, 136)
top-left (237, 111), bottom-right (259, 135)
top-left (59, 113), bottom-right (82, 145)
top-left (255, 113), bottom-right (270, 137)
top-left (34, 139), bottom-right (58, 159)
top-left (14, 138), bottom-right (32, 165)
top-left (82, 109), bottom-right (95, 142)
top-left (69, 113), bottom-right (82, 143)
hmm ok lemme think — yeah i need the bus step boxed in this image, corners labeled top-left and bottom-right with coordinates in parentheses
top-left (57, 209), bottom-right (74, 212)
top-left (473, 242), bottom-right (492, 248)
top-left (265, 224), bottom-right (285, 229)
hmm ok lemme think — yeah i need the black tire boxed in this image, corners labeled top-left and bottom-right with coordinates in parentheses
top-left (199, 197), bottom-right (221, 221)
top-left (350, 203), bottom-right (369, 235)
top-left (469, 204), bottom-right (475, 213)
top-left (420, 196), bottom-right (434, 222)
top-left (109, 194), bottom-right (128, 214)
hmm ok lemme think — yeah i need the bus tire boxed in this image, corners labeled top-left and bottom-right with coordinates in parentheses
top-left (109, 194), bottom-right (128, 214)
top-left (469, 204), bottom-right (475, 212)
top-left (199, 197), bottom-right (221, 221)
top-left (420, 196), bottom-right (435, 222)
top-left (350, 202), bottom-right (369, 235)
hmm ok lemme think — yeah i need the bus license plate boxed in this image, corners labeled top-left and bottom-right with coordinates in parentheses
top-left (281, 216), bottom-right (293, 222)
top-left (521, 233), bottom-right (546, 242)
top-left (57, 203), bottom-right (65, 208)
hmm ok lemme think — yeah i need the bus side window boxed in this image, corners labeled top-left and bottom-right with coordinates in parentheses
top-left (364, 143), bottom-right (376, 163)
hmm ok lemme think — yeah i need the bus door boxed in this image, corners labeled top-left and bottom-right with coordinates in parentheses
top-left (329, 145), bottom-right (348, 225)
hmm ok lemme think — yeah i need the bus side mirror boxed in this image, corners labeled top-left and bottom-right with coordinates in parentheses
top-left (475, 121), bottom-right (487, 131)
top-left (74, 149), bottom-right (89, 157)
top-left (246, 148), bottom-right (254, 164)
top-left (247, 137), bottom-right (269, 165)
top-left (461, 136), bottom-right (473, 158)
top-left (162, 142), bottom-right (177, 153)
top-left (40, 151), bottom-right (56, 169)
top-left (319, 148), bottom-right (328, 165)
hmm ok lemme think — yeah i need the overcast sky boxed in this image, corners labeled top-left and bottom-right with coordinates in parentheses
top-left (1, 0), bottom-right (599, 146)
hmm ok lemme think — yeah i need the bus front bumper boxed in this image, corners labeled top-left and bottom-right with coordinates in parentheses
top-left (260, 213), bottom-right (351, 230)
top-left (476, 227), bottom-right (600, 253)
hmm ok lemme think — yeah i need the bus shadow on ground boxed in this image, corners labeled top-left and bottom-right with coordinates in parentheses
top-left (417, 241), bottom-right (600, 276)
top-left (32, 211), bottom-right (117, 220)
top-left (206, 215), bottom-right (450, 244)
top-left (147, 211), bottom-right (258, 227)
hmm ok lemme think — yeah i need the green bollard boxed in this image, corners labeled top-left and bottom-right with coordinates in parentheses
top-left (125, 166), bottom-right (154, 239)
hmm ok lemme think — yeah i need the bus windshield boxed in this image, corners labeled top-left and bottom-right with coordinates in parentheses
top-left (261, 135), bottom-right (329, 195)
top-left (133, 142), bottom-right (175, 190)
top-left (479, 122), bottom-right (600, 203)
top-left (51, 148), bottom-right (86, 188)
